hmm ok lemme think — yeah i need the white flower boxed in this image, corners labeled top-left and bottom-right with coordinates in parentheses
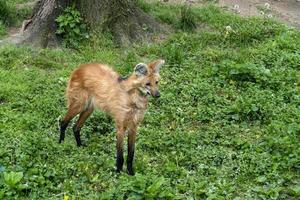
top-left (225, 26), bottom-right (232, 31)
top-left (264, 3), bottom-right (270, 10)
top-left (260, 11), bottom-right (265, 15)
top-left (267, 14), bottom-right (272, 18)
top-left (233, 4), bottom-right (240, 14)
top-left (233, 4), bottom-right (239, 10)
top-left (225, 25), bottom-right (236, 36)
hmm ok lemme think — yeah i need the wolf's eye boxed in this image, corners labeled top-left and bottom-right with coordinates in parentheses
top-left (146, 82), bottom-right (151, 86)
top-left (155, 81), bottom-right (159, 84)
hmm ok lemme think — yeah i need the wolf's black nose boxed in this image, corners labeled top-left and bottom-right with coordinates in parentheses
top-left (154, 91), bottom-right (160, 98)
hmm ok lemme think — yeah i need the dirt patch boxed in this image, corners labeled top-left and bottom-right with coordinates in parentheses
top-left (219, 0), bottom-right (261, 16)
top-left (219, 0), bottom-right (300, 28)
top-left (270, 0), bottom-right (300, 28)
top-left (7, 27), bottom-right (20, 36)
top-left (157, 0), bottom-right (300, 29)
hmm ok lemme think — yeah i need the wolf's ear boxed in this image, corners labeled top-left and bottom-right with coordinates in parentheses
top-left (134, 63), bottom-right (148, 77)
top-left (150, 59), bottom-right (165, 74)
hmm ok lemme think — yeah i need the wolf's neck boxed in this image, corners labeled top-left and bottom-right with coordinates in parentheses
top-left (128, 88), bottom-right (148, 109)
top-left (119, 75), bottom-right (136, 92)
top-left (119, 75), bottom-right (148, 104)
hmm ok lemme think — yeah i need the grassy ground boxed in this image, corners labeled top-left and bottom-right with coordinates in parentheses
top-left (0, 1), bottom-right (300, 199)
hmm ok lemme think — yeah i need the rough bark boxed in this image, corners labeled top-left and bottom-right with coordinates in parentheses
top-left (78, 0), bottom-right (163, 44)
top-left (20, 0), bottom-right (71, 47)
top-left (18, 0), bottom-right (163, 47)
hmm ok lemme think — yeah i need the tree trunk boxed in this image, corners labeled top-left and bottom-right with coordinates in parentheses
top-left (18, 0), bottom-right (163, 47)
top-left (21, 0), bottom-right (71, 47)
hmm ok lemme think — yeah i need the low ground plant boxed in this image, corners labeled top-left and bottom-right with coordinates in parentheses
top-left (0, 1), bottom-right (299, 199)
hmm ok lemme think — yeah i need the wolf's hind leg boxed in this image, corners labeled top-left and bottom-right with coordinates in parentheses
top-left (59, 104), bottom-right (82, 143)
top-left (73, 107), bottom-right (94, 147)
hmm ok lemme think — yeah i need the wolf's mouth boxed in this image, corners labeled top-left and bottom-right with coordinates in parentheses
top-left (138, 87), bottom-right (150, 96)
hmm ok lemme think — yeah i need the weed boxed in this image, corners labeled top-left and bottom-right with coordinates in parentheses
top-left (0, 21), bottom-right (6, 37)
top-left (178, 4), bottom-right (197, 31)
top-left (0, 0), bottom-right (15, 26)
top-left (56, 6), bottom-right (89, 48)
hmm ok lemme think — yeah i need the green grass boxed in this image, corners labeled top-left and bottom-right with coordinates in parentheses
top-left (1, 3), bottom-right (300, 199)
top-left (0, 21), bottom-right (6, 37)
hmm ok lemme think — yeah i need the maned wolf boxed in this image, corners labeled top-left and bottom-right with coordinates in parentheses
top-left (59, 60), bottom-right (165, 175)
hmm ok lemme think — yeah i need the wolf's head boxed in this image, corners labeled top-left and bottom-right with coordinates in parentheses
top-left (132, 59), bottom-right (165, 98)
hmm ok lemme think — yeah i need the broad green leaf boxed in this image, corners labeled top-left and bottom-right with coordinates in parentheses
top-left (4, 172), bottom-right (23, 188)
top-left (145, 177), bottom-right (165, 198)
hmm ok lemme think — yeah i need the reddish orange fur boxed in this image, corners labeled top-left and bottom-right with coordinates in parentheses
top-left (59, 60), bottom-right (165, 175)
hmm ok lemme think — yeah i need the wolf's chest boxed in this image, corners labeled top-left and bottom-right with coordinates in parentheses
top-left (129, 102), bottom-right (147, 125)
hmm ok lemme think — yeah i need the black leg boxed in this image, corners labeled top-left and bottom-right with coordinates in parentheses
top-left (59, 105), bottom-right (82, 144)
top-left (59, 120), bottom-right (69, 143)
top-left (116, 147), bottom-right (124, 173)
top-left (116, 127), bottom-right (124, 173)
top-left (127, 148), bottom-right (135, 175)
top-left (127, 129), bottom-right (136, 175)
top-left (72, 108), bottom-right (93, 147)
top-left (73, 126), bottom-right (82, 147)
